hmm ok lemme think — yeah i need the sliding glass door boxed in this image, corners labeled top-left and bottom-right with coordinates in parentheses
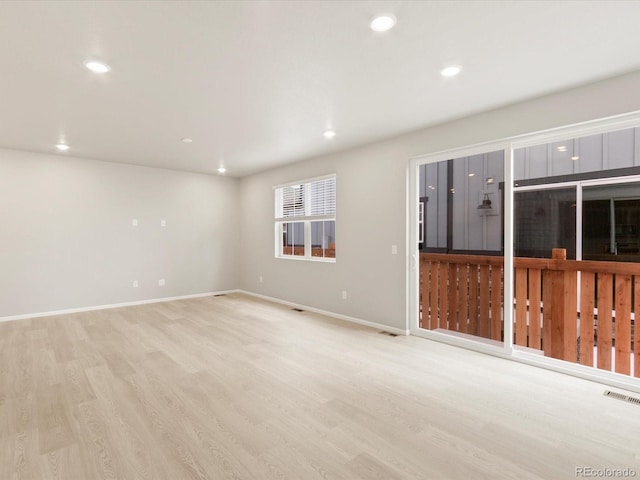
top-left (410, 114), bottom-right (640, 387)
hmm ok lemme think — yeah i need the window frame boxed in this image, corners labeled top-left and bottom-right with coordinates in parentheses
top-left (274, 174), bottom-right (336, 262)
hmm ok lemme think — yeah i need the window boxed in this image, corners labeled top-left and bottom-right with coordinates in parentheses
top-left (514, 187), bottom-right (576, 259)
top-left (583, 184), bottom-right (640, 261)
top-left (275, 175), bottom-right (336, 261)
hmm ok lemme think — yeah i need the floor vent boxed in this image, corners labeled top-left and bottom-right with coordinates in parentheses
top-left (291, 308), bottom-right (304, 312)
top-left (603, 390), bottom-right (640, 406)
top-left (378, 331), bottom-right (399, 337)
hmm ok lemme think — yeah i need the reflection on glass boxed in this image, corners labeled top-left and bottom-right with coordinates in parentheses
top-left (583, 183), bottom-right (640, 262)
top-left (282, 222), bottom-right (304, 256)
top-left (514, 188), bottom-right (576, 259)
top-left (311, 220), bottom-right (336, 258)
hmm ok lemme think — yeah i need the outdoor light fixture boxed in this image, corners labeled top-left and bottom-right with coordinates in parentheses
top-left (477, 192), bottom-right (498, 216)
top-left (477, 193), bottom-right (492, 210)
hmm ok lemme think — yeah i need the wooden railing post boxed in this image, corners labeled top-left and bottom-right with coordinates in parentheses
top-left (547, 248), bottom-right (577, 362)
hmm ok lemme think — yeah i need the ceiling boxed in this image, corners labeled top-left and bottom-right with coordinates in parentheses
top-left (2, 1), bottom-right (640, 177)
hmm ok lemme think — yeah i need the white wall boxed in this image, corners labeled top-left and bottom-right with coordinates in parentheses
top-left (6, 70), bottom-right (640, 325)
top-left (0, 149), bottom-right (239, 317)
top-left (239, 70), bottom-right (640, 331)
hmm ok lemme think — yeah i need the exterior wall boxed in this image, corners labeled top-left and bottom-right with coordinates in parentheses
top-left (420, 162), bottom-right (448, 249)
top-left (420, 151), bottom-right (504, 252)
top-left (514, 127), bottom-right (640, 180)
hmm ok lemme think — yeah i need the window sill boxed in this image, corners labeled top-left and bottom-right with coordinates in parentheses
top-left (275, 255), bottom-right (336, 263)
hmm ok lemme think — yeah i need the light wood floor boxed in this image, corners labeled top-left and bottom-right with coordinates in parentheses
top-left (1, 293), bottom-right (639, 479)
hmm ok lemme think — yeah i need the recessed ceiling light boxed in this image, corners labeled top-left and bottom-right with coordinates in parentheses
top-left (56, 144), bottom-right (70, 151)
top-left (468, 173), bottom-right (475, 177)
top-left (370, 14), bottom-right (397, 32)
top-left (440, 65), bottom-right (462, 77)
top-left (323, 129), bottom-right (336, 139)
top-left (571, 156), bottom-right (580, 161)
top-left (217, 166), bottom-right (227, 174)
top-left (182, 138), bottom-right (193, 143)
top-left (85, 61), bottom-right (111, 73)
top-left (557, 145), bottom-right (568, 152)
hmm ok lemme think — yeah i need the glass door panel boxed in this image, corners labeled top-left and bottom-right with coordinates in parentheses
top-left (418, 151), bottom-right (504, 344)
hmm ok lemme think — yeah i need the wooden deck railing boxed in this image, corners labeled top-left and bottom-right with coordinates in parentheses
top-left (420, 249), bottom-right (639, 378)
top-left (420, 253), bottom-right (503, 341)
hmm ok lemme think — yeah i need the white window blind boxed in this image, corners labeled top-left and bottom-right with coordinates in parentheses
top-left (279, 185), bottom-right (306, 218)
top-left (310, 178), bottom-right (336, 216)
top-left (276, 176), bottom-right (335, 219)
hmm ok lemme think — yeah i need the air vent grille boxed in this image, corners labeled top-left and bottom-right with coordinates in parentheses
top-left (603, 390), bottom-right (640, 406)
top-left (378, 331), bottom-right (398, 337)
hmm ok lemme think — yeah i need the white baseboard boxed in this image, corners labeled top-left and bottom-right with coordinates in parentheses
top-left (1, 289), bottom-right (410, 338)
top-left (238, 290), bottom-right (409, 336)
top-left (0, 289), bottom-right (239, 323)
